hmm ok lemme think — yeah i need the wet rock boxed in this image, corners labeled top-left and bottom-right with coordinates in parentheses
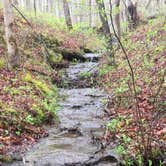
top-left (61, 50), bottom-right (86, 62)
top-left (83, 150), bottom-right (120, 166)
top-left (66, 62), bottom-right (98, 81)
top-left (60, 126), bottom-right (83, 137)
top-left (11, 154), bottom-right (23, 161)
top-left (64, 150), bottom-right (120, 166)
top-left (82, 53), bottom-right (102, 62)
top-left (71, 105), bottom-right (83, 109)
top-left (24, 152), bottom-right (90, 166)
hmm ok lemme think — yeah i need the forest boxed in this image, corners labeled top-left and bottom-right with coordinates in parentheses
top-left (0, 0), bottom-right (165, 166)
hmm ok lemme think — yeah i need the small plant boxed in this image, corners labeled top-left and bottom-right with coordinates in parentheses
top-left (107, 118), bottom-right (121, 132)
top-left (99, 64), bottom-right (114, 76)
top-left (115, 145), bottom-right (127, 156)
top-left (15, 130), bottom-right (21, 136)
top-left (25, 115), bottom-right (35, 125)
top-left (79, 71), bottom-right (91, 79)
top-left (48, 51), bottom-right (63, 65)
top-left (22, 73), bottom-right (51, 94)
top-left (0, 58), bottom-right (5, 70)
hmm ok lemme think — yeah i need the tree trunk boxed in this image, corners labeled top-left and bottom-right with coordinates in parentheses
top-left (89, 0), bottom-right (92, 27)
top-left (12, 0), bottom-right (18, 6)
top-left (57, 0), bottom-right (62, 18)
top-left (112, 0), bottom-right (121, 38)
top-left (125, 0), bottom-right (138, 29)
top-left (34, 0), bottom-right (37, 16)
top-left (25, 0), bottom-right (31, 11)
top-left (96, 0), bottom-right (110, 35)
top-left (3, 0), bottom-right (19, 69)
top-left (63, 0), bottom-right (72, 30)
top-left (96, 0), bottom-right (112, 47)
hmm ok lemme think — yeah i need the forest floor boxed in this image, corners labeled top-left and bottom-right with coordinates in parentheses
top-left (0, 9), bottom-right (165, 165)
top-left (96, 17), bottom-right (166, 165)
top-left (0, 10), bottom-right (105, 163)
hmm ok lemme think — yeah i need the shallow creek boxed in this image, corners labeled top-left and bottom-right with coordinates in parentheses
top-left (9, 53), bottom-right (119, 166)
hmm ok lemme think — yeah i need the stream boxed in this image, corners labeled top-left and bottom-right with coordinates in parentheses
top-left (9, 53), bottom-right (119, 166)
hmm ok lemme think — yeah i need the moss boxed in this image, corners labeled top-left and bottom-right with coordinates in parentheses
top-left (22, 73), bottom-right (51, 94)
top-left (22, 73), bottom-right (33, 82)
top-left (22, 72), bottom-right (58, 125)
top-left (0, 58), bottom-right (5, 70)
top-left (48, 51), bottom-right (63, 65)
top-left (33, 79), bottom-right (51, 95)
top-left (0, 155), bottom-right (13, 163)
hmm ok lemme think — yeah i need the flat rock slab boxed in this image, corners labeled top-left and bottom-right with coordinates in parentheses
top-left (24, 152), bottom-right (89, 166)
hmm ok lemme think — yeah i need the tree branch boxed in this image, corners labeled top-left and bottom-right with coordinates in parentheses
top-left (11, 3), bottom-right (33, 28)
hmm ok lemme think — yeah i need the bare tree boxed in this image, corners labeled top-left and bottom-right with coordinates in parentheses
top-left (89, 0), bottom-right (92, 27)
top-left (96, 0), bottom-right (112, 47)
top-left (33, 0), bottom-right (37, 16)
top-left (12, 0), bottom-right (18, 6)
top-left (146, 0), bottom-right (152, 9)
top-left (112, 0), bottom-right (121, 37)
top-left (2, 0), bottom-right (19, 69)
top-left (125, 0), bottom-right (138, 29)
top-left (25, 0), bottom-right (31, 11)
top-left (63, 0), bottom-right (73, 30)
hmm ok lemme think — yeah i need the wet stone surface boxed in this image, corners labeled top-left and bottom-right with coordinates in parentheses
top-left (82, 53), bottom-right (102, 62)
top-left (8, 53), bottom-right (119, 166)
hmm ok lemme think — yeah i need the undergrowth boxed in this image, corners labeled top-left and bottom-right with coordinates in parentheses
top-left (98, 16), bottom-right (166, 165)
top-left (16, 9), bottom-right (107, 54)
top-left (0, 5), bottom-right (107, 161)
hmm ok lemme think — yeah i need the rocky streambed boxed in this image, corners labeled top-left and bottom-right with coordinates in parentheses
top-left (8, 53), bottom-right (120, 166)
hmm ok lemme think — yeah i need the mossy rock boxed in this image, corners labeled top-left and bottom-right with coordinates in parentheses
top-left (48, 51), bottom-right (63, 65)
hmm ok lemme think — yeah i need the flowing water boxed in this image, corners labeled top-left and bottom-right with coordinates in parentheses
top-left (8, 53), bottom-right (119, 166)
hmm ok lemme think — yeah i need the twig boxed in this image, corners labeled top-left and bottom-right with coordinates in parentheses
top-left (11, 3), bottom-right (33, 28)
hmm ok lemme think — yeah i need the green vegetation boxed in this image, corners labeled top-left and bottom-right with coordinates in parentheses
top-left (79, 71), bottom-right (91, 79)
top-left (16, 9), bottom-right (107, 54)
top-left (0, 1), bottom-right (165, 165)
top-left (0, 58), bottom-right (5, 69)
top-left (0, 6), bottom-right (106, 158)
top-left (99, 16), bottom-right (166, 165)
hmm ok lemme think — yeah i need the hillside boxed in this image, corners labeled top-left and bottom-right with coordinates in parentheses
top-left (0, 10), bottom-right (106, 162)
